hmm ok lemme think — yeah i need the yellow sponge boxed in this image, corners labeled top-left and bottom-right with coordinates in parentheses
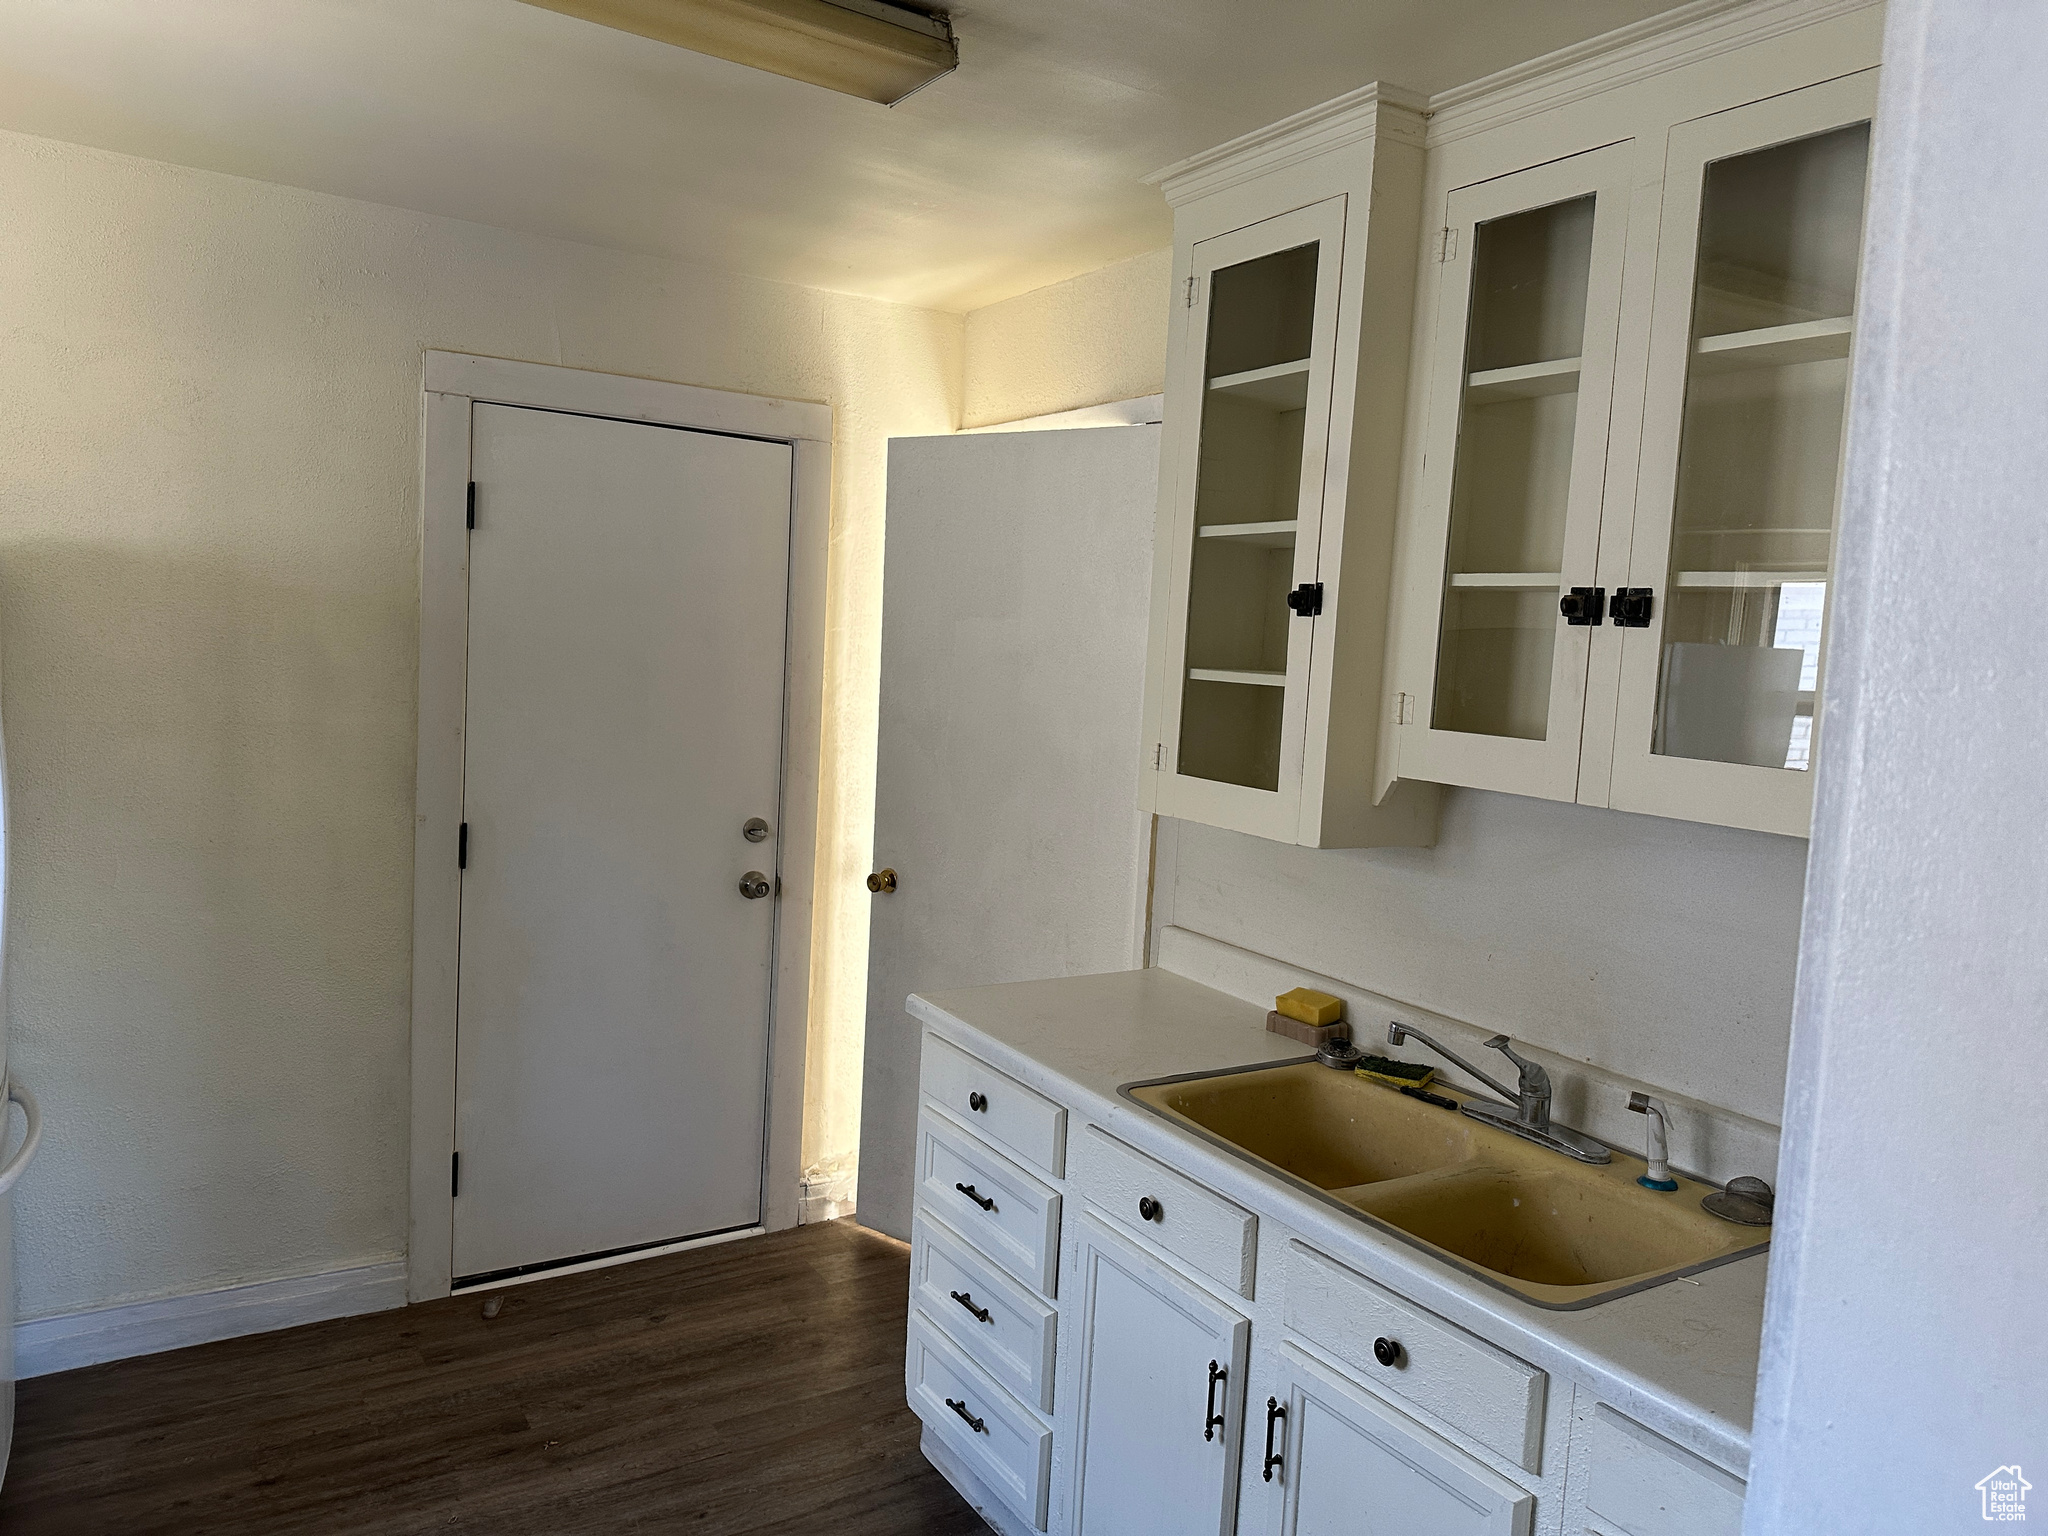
top-left (1275, 987), bottom-right (1345, 1027)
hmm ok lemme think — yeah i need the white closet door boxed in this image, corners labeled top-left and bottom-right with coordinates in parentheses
top-left (453, 403), bottom-right (792, 1281)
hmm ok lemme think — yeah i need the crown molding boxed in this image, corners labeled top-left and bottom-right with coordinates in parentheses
top-left (1422, 0), bottom-right (1882, 147)
top-left (1146, 82), bottom-right (1430, 208)
top-left (1145, 0), bottom-right (1882, 210)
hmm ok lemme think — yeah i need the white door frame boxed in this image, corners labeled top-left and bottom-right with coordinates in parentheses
top-left (408, 350), bottom-right (833, 1303)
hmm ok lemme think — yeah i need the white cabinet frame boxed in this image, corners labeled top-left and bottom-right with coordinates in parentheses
top-left (1606, 69), bottom-right (1880, 836)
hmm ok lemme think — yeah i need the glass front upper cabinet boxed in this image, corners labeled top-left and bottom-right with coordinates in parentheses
top-left (1398, 142), bottom-right (1633, 803)
top-left (1610, 71), bottom-right (1877, 833)
top-left (1176, 238), bottom-right (1321, 794)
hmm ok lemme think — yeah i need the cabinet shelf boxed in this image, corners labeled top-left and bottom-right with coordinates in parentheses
top-left (1446, 571), bottom-right (1563, 591)
top-left (1198, 519), bottom-right (1298, 548)
top-left (1207, 360), bottom-right (1311, 410)
top-left (1188, 668), bottom-right (1288, 688)
top-left (1673, 569), bottom-right (1827, 589)
top-left (1465, 356), bottom-right (1582, 402)
top-left (1693, 316), bottom-right (1852, 374)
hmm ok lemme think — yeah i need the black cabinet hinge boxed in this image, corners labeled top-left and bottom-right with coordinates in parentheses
top-left (451, 1152), bottom-right (461, 1198)
top-left (466, 481), bottom-right (476, 530)
top-left (1286, 582), bottom-right (1324, 618)
top-left (459, 822), bottom-right (468, 869)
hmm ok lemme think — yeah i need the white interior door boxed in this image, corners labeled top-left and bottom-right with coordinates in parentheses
top-left (855, 423), bottom-right (1159, 1242)
top-left (453, 403), bottom-right (792, 1281)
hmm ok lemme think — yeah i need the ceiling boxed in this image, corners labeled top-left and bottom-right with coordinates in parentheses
top-left (0, 0), bottom-right (1694, 312)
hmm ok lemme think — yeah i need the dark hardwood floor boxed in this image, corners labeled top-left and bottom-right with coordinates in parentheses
top-left (0, 1219), bottom-right (987, 1535)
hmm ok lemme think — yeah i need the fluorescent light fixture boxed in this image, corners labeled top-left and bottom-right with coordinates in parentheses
top-left (516, 0), bottom-right (957, 105)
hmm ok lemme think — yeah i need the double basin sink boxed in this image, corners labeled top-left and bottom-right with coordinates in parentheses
top-left (1123, 1060), bottom-right (1769, 1309)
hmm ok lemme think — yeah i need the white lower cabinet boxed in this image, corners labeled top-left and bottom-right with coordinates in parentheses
top-left (1065, 1214), bottom-right (1251, 1536)
top-left (1261, 1345), bottom-right (1535, 1536)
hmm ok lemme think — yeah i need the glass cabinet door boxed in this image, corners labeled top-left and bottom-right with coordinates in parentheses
top-left (1610, 71), bottom-right (1877, 834)
top-left (1397, 141), bottom-right (1633, 802)
top-left (1158, 197), bottom-right (1345, 830)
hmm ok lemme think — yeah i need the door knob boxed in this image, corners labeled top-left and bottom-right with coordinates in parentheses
top-left (867, 868), bottom-right (898, 894)
top-left (738, 871), bottom-right (772, 899)
top-left (742, 817), bottom-right (771, 843)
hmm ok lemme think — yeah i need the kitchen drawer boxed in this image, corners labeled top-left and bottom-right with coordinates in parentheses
top-left (922, 1033), bottom-right (1067, 1178)
top-left (1283, 1241), bottom-right (1546, 1472)
top-left (917, 1110), bottom-right (1062, 1296)
top-left (909, 1313), bottom-right (1053, 1531)
top-left (1070, 1126), bottom-right (1256, 1298)
top-left (913, 1211), bottom-right (1058, 1413)
top-left (1587, 1406), bottom-right (1744, 1536)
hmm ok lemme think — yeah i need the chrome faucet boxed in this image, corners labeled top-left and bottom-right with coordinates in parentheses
top-left (1385, 1022), bottom-right (1611, 1165)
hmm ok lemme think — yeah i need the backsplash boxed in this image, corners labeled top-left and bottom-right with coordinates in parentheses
top-left (1150, 787), bottom-right (1807, 1186)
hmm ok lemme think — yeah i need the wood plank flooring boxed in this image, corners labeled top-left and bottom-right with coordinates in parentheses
top-left (0, 1219), bottom-right (988, 1535)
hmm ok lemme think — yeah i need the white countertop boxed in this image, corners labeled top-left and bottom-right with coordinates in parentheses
top-left (910, 967), bottom-right (1765, 1478)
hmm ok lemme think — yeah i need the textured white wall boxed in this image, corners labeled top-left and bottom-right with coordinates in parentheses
top-left (0, 129), bottom-right (960, 1322)
top-left (962, 250), bottom-right (1172, 428)
top-left (1745, 3), bottom-right (2048, 1527)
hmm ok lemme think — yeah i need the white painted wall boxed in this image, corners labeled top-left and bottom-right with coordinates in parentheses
top-left (962, 250), bottom-right (1173, 429)
top-left (1744, 3), bottom-right (2048, 1527)
top-left (0, 128), bottom-right (959, 1326)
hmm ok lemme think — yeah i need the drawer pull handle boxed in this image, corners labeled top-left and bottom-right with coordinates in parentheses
top-left (968, 1091), bottom-right (988, 1112)
top-left (955, 1182), bottom-right (997, 1212)
top-left (949, 1289), bottom-right (992, 1324)
top-left (945, 1397), bottom-right (987, 1434)
top-left (1373, 1336), bottom-right (1404, 1368)
top-left (1262, 1396), bottom-right (1285, 1482)
top-left (1138, 1196), bottom-right (1163, 1224)
top-left (1203, 1359), bottom-right (1227, 1442)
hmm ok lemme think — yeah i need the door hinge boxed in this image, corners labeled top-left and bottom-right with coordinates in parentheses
top-left (451, 1151), bottom-right (461, 1198)
top-left (1286, 581), bottom-right (1324, 618)
top-left (1395, 691), bottom-right (1415, 726)
top-left (1436, 227), bottom-right (1458, 262)
top-left (1185, 274), bottom-right (1199, 308)
top-left (466, 481), bottom-right (476, 530)
top-left (1153, 742), bottom-right (1165, 770)
top-left (458, 822), bottom-right (468, 869)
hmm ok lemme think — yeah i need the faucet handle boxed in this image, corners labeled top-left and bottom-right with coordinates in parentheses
top-left (1483, 1034), bottom-right (1545, 1084)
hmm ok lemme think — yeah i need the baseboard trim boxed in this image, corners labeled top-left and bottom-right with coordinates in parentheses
top-left (14, 1259), bottom-right (407, 1380)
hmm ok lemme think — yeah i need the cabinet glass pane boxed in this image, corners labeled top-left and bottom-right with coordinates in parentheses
top-left (1431, 196), bottom-right (1597, 740)
top-left (1178, 241), bottom-right (1320, 791)
top-left (1654, 122), bottom-right (1869, 770)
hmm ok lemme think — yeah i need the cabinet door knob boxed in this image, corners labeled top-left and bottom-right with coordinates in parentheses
top-left (1285, 581), bottom-right (1325, 618)
top-left (954, 1182), bottom-right (996, 1212)
top-left (1262, 1396), bottom-right (1286, 1483)
top-left (1138, 1196), bottom-right (1163, 1224)
top-left (949, 1289), bottom-right (992, 1324)
top-left (866, 867), bottom-right (898, 894)
top-left (1560, 585), bottom-right (1606, 625)
top-left (1203, 1359), bottom-right (1227, 1441)
top-left (1609, 587), bottom-right (1655, 627)
top-left (968, 1092), bottom-right (988, 1113)
top-left (1373, 1336), bottom-right (1404, 1368)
